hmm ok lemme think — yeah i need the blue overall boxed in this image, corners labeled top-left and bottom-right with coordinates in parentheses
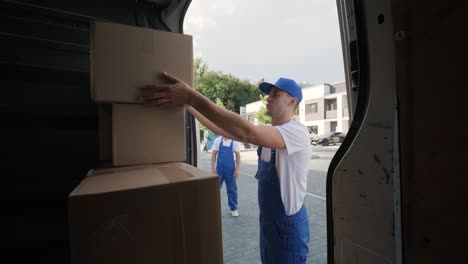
top-left (256, 147), bottom-right (309, 263)
top-left (216, 138), bottom-right (238, 211)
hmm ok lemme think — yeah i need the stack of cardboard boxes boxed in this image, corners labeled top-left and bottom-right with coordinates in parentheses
top-left (68, 22), bottom-right (223, 264)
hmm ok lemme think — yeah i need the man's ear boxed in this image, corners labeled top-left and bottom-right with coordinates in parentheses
top-left (290, 97), bottom-right (298, 106)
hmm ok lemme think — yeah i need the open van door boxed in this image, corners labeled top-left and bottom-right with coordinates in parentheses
top-left (331, 0), bottom-right (468, 263)
top-left (330, 0), bottom-right (401, 263)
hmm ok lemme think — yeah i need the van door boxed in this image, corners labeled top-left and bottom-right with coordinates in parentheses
top-left (329, 0), bottom-right (401, 263)
top-left (333, 0), bottom-right (468, 263)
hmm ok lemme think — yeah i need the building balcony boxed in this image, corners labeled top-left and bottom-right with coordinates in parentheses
top-left (325, 110), bottom-right (337, 119)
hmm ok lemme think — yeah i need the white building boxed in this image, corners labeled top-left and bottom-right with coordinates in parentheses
top-left (242, 100), bottom-right (263, 125)
top-left (242, 81), bottom-right (349, 136)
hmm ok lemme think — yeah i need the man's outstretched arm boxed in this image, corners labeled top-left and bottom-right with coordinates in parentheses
top-left (141, 72), bottom-right (286, 149)
top-left (187, 106), bottom-right (237, 141)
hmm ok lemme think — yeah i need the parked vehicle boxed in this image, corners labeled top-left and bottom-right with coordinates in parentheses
top-left (311, 132), bottom-right (346, 146)
top-left (309, 133), bottom-right (318, 144)
top-left (308, 129), bottom-right (318, 145)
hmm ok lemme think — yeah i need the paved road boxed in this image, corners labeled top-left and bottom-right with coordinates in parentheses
top-left (198, 145), bottom-right (338, 264)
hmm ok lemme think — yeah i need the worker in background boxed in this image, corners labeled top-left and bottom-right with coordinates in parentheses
top-left (211, 136), bottom-right (241, 217)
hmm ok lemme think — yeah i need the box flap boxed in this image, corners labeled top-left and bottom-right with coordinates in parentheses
top-left (71, 163), bottom-right (216, 196)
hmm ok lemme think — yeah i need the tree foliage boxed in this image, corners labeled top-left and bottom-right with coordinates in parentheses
top-left (255, 94), bottom-right (272, 124)
top-left (194, 57), bottom-right (262, 141)
top-left (193, 57), bottom-right (261, 114)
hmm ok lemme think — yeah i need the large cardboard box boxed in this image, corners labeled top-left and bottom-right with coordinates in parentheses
top-left (111, 103), bottom-right (186, 166)
top-left (68, 162), bottom-right (223, 264)
top-left (91, 21), bottom-right (193, 103)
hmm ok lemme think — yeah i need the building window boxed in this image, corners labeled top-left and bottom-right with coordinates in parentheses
top-left (305, 103), bottom-right (318, 114)
top-left (325, 99), bottom-right (337, 111)
top-left (248, 114), bottom-right (255, 123)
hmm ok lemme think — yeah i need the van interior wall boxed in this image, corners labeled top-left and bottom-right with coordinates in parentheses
top-left (0, 0), bottom-right (189, 262)
top-left (393, 0), bottom-right (468, 262)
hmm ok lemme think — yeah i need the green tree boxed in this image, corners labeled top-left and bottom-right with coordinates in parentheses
top-left (193, 57), bottom-right (208, 87)
top-left (193, 58), bottom-right (261, 113)
top-left (255, 94), bottom-right (272, 124)
top-left (193, 57), bottom-right (263, 139)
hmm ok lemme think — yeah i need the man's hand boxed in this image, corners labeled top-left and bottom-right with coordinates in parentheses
top-left (234, 169), bottom-right (240, 179)
top-left (140, 72), bottom-right (195, 106)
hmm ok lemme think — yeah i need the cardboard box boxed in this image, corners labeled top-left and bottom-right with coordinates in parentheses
top-left (98, 104), bottom-right (112, 161)
top-left (69, 162), bottom-right (223, 264)
top-left (111, 103), bottom-right (186, 166)
top-left (91, 21), bottom-right (193, 103)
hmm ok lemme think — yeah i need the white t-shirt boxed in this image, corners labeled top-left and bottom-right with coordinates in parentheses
top-left (260, 120), bottom-right (311, 216)
top-left (212, 137), bottom-right (240, 153)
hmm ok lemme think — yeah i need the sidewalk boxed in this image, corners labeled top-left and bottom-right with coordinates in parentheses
top-left (199, 149), bottom-right (328, 264)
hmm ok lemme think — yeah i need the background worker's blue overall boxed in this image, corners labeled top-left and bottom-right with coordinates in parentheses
top-left (216, 139), bottom-right (238, 211)
top-left (256, 147), bottom-right (309, 264)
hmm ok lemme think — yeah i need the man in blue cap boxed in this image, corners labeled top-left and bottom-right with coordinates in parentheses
top-left (142, 72), bottom-right (311, 263)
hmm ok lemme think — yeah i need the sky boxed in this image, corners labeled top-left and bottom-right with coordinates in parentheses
top-left (183, 0), bottom-right (345, 85)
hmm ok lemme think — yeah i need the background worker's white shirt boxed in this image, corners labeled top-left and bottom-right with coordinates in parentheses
top-left (260, 120), bottom-right (311, 216)
top-left (212, 137), bottom-right (240, 152)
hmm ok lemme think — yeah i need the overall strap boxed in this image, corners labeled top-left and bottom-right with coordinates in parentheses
top-left (228, 139), bottom-right (234, 151)
top-left (257, 146), bottom-right (262, 157)
top-left (255, 146), bottom-right (263, 180)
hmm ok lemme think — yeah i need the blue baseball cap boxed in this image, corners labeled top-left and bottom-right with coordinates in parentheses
top-left (259, 77), bottom-right (303, 104)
